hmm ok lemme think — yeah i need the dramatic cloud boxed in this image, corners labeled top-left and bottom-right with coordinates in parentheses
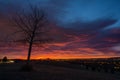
top-left (0, 0), bottom-right (120, 59)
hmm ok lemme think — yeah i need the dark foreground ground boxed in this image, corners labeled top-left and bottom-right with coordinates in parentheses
top-left (0, 61), bottom-right (120, 80)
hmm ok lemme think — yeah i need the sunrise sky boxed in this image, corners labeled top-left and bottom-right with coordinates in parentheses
top-left (0, 0), bottom-right (120, 59)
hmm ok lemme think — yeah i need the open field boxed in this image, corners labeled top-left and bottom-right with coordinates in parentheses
top-left (0, 60), bottom-right (120, 80)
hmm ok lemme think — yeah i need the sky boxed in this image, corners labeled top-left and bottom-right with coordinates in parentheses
top-left (0, 0), bottom-right (120, 59)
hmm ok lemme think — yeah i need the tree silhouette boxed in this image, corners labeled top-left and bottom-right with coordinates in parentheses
top-left (2, 56), bottom-right (8, 62)
top-left (12, 6), bottom-right (51, 65)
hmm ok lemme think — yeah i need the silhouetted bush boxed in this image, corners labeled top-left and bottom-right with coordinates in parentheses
top-left (91, 67), bottom-right (96, 71)
top-left (85, 65), bottom-right (89, 70)
top-left (110, 69), bottom-right (114, 74)
top-left (97, 67), bottom-right (101, 72)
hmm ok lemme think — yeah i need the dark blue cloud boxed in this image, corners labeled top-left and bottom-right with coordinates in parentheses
top-left (0, 0), bottom-right (120, 58)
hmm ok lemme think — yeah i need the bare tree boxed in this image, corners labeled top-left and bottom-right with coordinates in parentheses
top-left (12, 6), bottom-right (51, 65)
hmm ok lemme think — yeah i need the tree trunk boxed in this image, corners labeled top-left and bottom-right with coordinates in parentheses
top-left (26, 26), bottom-right (36, 65)
top-left (27, 40), bottom-right (33, 65)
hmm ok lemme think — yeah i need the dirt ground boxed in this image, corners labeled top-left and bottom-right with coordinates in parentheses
top-left (0, 63), bottom-right (119, 80)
